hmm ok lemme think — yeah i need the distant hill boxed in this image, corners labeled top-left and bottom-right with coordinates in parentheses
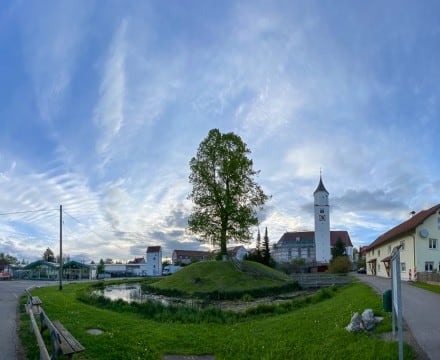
top-left (152, 260), bottom-right (291, 294)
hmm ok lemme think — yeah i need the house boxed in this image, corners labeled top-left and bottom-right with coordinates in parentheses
top-left (229, 246), bottom-right (248, 260)
top-left (127, 257), bottom-right (147, 277)
top-left (272, 230), bottom-right (353, 263)
top-left (366, 204), bottom-right (440, 280)
top-left (146, 246), bottom-right (162, 276)
top-left (172, 250), bottom-right (212, 265)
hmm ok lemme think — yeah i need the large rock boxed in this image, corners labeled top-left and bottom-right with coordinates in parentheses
top-left (346, 312), bottom-right (363, 332)
top-left (362, 309), bottom-right (376, 331)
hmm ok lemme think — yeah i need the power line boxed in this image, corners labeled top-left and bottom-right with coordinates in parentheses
top-left (0, 208), bottom-right (58, 216)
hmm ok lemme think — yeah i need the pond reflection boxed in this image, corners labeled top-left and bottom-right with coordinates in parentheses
top-left (93, 283), bottom-right (310, 311)
top-left (93, 283), bottom-right (204, 307)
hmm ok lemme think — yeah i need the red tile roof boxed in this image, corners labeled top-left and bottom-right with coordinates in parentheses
top-left (147, 246), bottom-right (161, 253)
top-left (367, 204), bottom-right (440, 250)
top-left (277, 230), bottom-right (352, 247)
top-left (173, 250), bottom-right (211, 257)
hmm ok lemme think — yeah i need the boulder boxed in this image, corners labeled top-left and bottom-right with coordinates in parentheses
top-left (346, 312), bottom-right (363, 332)
top-left (362, 309), bottom-right (376, 331)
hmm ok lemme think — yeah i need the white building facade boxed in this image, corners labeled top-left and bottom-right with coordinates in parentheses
top-left (146, 246), bottom-right (162, 276)
top-left (314, 176), bottom-right (331, 263)
top-left (366, 204), bottom-right (440, 281)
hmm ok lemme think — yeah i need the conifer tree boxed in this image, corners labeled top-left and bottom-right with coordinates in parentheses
top-left (262, 227), bottom-right (271, 265)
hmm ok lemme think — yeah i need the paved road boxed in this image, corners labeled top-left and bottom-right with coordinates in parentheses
top-left (356, 274), bottom-right (440, 360)
top-left (0, 280), bottom-right (57, 360)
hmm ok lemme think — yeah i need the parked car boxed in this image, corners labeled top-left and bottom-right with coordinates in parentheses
top-left (357, 267), bottom-right (366, 274)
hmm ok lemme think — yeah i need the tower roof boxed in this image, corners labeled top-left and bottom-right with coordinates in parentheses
top-left (313, 175), bottom-right (329, 195)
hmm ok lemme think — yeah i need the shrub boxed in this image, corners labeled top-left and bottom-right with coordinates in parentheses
top-left (328, 256), bottom-right (351, 274)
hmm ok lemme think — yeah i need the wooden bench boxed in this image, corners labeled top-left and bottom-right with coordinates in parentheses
top-left (40, 309), bottom-right (85, 359)
top-left (24, 288), bottom-right (43, 314)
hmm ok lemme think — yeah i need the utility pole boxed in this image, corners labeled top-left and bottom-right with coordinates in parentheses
top-left (59, 204), bottom-right (63, 291)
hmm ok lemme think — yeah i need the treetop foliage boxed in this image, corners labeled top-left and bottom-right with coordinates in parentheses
top-left (188, 129), bottom-right (269, 255)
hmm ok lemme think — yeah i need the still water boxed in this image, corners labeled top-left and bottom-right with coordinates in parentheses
top-left (93, 283), bottom-right (202, 307)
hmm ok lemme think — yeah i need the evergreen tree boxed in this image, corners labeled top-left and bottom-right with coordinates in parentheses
top-left (256, 228), bottom-right (262, 261)
top-left (332, 237), bottom-right (346, 259)
top-left (43, 248), bottom-right (55, 262)
top-left (262, 227), bottom-right (271, 265)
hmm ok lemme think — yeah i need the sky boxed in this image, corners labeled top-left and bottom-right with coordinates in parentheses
top-left (1, 0), bottom-right (439, 263)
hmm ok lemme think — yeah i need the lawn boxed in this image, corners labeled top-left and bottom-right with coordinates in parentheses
top-left (410, 281), bottom-right (440, 294)
top-left (20, 280), bottom-right (416, 359)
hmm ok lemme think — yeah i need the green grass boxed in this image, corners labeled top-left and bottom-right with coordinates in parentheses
top-left (20, 281), bottom-right (416, 359)
top-left (153, 261), bottom-right (290, 293)
top-left (410, 281), bottom-right (440, 294)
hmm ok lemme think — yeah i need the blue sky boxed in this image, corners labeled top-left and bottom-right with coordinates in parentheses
top-left (1, 1), bottom-right (439, 263)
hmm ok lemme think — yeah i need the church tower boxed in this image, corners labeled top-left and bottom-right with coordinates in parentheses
top-left (314, 174), bottom-right (331, 263)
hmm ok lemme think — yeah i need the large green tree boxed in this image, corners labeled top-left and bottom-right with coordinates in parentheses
top-left (188, 129), bottom-right (269, 259)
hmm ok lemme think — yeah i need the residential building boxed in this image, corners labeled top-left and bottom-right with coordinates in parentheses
top-left (366, 204), bottom-right (440, 280)
top-left (229, 245), bottom-right (248, 260)
top-left (146, 246), bottom-right (162, 276)
top-left (172, 250), bottom-right (211, 265)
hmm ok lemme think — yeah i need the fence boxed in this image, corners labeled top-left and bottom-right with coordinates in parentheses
top-left (290, 274), bottom-right (352, 288)
top-left (416, 272), bottom-right (440, 284)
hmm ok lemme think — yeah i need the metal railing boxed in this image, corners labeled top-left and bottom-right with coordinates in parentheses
top-left (290, 274), bottom-right (352, 288)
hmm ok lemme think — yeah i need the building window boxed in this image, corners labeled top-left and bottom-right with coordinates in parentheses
top-left (378, 249), bottom-right (380, 256)
top-left (400, 241), bottom-right (405, 251)
top-left (378, 264), bottom-right (381, 272)
top-left (429, 239), bottom-right (437, 249)
top-left (401, 262), bottom-right (406, 272)
top-left (388, 245), bottom-right (391, 254)
top-left (320, 209), bottom-right (324, 214)
top-left (425, 262), bottom-right (434, 272)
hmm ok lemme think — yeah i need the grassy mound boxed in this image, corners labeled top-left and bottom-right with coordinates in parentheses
top-left (152, 260), bottom-right (290, 293)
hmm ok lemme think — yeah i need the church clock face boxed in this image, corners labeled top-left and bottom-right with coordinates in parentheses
top-left (319, 214), bottom-right (326, 221)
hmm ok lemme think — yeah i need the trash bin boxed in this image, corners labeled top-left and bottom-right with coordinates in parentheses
top-left (383, 289), bottom-right (392, 312)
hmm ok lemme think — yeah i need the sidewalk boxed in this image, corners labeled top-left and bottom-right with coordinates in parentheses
top-left (355, 274), bottom-right (439, 360)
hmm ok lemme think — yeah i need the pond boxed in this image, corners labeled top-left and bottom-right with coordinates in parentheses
top-left (93, 283), bottom-right (313, 311)
top-left (92, 283), bottom-right (204, 307)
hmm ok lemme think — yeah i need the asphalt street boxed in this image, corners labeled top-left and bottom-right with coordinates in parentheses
top-left (0, 280), bottom-right (56, 360)
top-left (356, 274), bottom-right (440, 360)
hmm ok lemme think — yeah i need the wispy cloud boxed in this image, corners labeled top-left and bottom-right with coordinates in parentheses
top-left (93, 19), bottom-right (127, 158)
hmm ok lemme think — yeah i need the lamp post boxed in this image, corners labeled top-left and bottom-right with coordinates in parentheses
top-left (59, 204), bottom-right (63, 291)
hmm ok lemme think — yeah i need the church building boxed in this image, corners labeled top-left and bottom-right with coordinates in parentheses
top-left (272, 175), bottom-right (353, 264)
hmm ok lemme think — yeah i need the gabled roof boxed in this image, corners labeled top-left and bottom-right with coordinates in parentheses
top-left (172, 250), bottom-right (211, 257)
top-left (63, 260), bottom-right (90, 269)
top-left (368, 204), bottom-right (440, 250)
top-left (278, 231), bottom-right (315, 245)
top-left (24, 260), bottom-right (59, 269)
top-left (147, 246), bottom-right (161, 253)
top-left (330, 230), bottom-right (353, 247)
top-left (277, 230), bottom-right (352, 247)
